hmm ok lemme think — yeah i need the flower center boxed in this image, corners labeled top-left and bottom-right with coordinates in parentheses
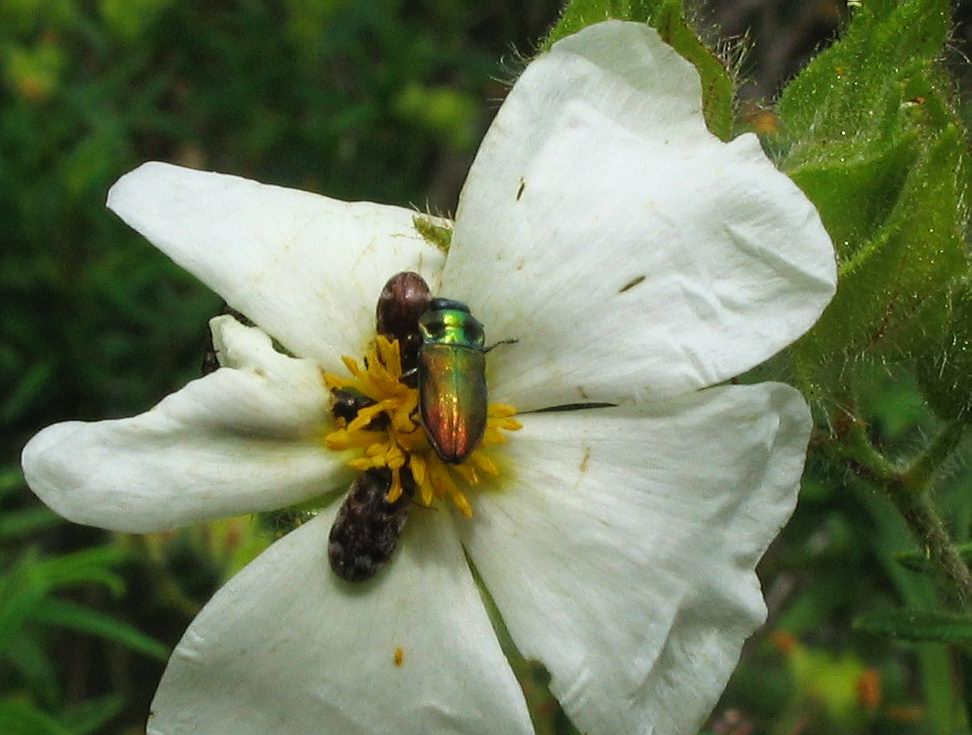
top-left (323, 335), bottom-right (520, 517)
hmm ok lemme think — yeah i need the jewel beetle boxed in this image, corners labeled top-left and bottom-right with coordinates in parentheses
top-left (417, 298), bottom-right (489, 464)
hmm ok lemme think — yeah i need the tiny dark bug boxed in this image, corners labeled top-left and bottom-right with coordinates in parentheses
top-left (200, 305), bottom-right (253, 375)
top-left (329, 387), bottom-right (389, 429)
top-left (328, 468), bottom-right (414, 582)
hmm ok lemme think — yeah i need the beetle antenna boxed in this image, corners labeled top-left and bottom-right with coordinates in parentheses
top-left (484, 338), bottom-right (519, 353)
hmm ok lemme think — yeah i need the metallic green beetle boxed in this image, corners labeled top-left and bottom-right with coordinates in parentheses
top-left (418, 298), bottom-right (488, 464)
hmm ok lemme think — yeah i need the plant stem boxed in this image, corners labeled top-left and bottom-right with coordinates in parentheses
top-left (886, 488), bottom-right (972, 608)
top-left (902, 421), bottom-right (968, 492)
top-left (829, 418), bottom-right (972, 608)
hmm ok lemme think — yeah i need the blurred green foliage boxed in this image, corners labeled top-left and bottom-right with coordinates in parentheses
top-left (0, 468), bottom-right (166, 734)
top-left (3, 0), bottom-right (972, 734)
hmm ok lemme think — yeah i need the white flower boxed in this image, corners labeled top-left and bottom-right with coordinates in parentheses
top-left (21, 21), bottom-right (835, 735)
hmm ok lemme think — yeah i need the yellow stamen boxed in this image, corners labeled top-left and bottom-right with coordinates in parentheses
top-left (341, 355), bottom-right (363, 377)
top-left (409, 454), bottom-right (427, 485)
top-left (323, 372), bottom-right (351, 390)
top-left (470, 451), bottom-right (498, 476)
top-left (386, 468), bottom-right (404, 503)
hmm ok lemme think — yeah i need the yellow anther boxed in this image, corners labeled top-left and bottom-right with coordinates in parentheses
top-left (386, 469), bottom-right (404, 503)
top-left (323, 371), bottom-right (351, 390)
top-left (470, 451), bottom-right (498, 476)
top-left (348, 400), bottom-right (397, 431)
top-left (341, 355), bottom-right (363, 376)
top-left (324, 429), bottom-right (385, 451)
top-left (454, 464), bottom-right (478, 486)
top-left (419, 479), bottom-right (434, 507)
top-left (409, 454), bottom-right (426, 485)
top-left (483, 427), bottom-right (506, 446)
top-left (493, 417), bottom-right (523, 431)
top-left (450, 489), bottom-right (473, 519)
top-left (488, 403), bottom-right (519, 418)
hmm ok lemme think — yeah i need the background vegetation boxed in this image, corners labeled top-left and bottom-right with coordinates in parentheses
top-left (1, 1), bottom-right (970, 733)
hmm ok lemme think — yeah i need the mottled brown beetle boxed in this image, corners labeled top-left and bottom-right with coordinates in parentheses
top-left (328, 467), bottom-right (416, 582)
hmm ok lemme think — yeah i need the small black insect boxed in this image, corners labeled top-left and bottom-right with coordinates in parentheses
top-left (328, 468), bottom-right (415, 582)
top-left (200, 305), bottom-right (253, 375)
top-left (329, 386), bottom-right (391, 429)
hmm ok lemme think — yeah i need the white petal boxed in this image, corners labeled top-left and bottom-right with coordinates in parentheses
top-left (148, 507), bottom-right (533, 735)
top-left (22, 318), bottom-right (347, 532)
top-left (444, 21), bottom-right (835, 409)
top-left (460, 383), bottom-right (809, 735)
top-left (107, 162), bottom-right (446, 371)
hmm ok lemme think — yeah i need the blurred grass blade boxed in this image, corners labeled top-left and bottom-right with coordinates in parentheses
top-left (58, 694), bottom-right (125, 735)
top-left (33, 598), bottom-right (169, 661)
top-left (0, 545), bottom-right (130, 652)
top-left (4, 634), bottom-right (60, 707)
top-left (0, 361), bottom-right (55, 423)
top-left (32, 546), bottom-right (129, 595)
top-left (0, 505), bottom-right (61, 542)
top-left (0, 700), bottom-right (73, 735)
top-left (0, 571), bottom-right (49, 653)
top-left (0, 468), bottom-right (25, 500)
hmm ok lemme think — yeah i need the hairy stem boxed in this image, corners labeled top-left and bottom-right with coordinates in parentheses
top-left (887, 488), bottom-right (972, 608)
top-left (903, 421), bottom-right (968, 492)
top-left (829, 419), bottom-right (972, 608)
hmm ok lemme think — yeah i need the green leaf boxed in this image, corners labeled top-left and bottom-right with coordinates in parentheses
top-left (917, 283), bottom-right (972, 421)
top-left (0, 360), bottom-right (54, 423)
top-left (31, 545), bottom-right (129, 595)
top-left (777, 0), bottom-right (951, 158)
top-left (4, 634), bottom-right (60, 707)
top-left (855, 607), bottom-right (972, 643)
top-left (58, 695), bottom-right (125, 735)
top-left (541, 0), bottom-right (733, 140)
top-left (0, 505), bottom-right (60, 542)
top-left (0, 467), bottom-right (25, 500)
top-left (786, 133), bottom-right (916, 262)
top-left (797, 123), bottom-right (969, 362)
top-left (0, 546), bottom-right (129, 653)
top-left (32, 598), bottom-right (169, 661)
top-left (0, 700), bottom-right (72, 735)
top-left (0, 568), bottom-right (50, 653)
top-left (778, 0), bottom-right (969, 369)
